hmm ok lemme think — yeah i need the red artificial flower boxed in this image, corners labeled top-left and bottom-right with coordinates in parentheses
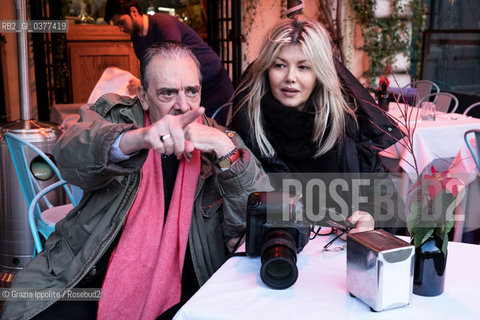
top-left (410, 165), bottom-right (463, 198)
top-left (379, 75), bottom-right (390, 87)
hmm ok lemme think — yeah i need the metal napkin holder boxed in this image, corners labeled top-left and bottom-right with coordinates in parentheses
top-left (346, 229), bottom-right (414, 312)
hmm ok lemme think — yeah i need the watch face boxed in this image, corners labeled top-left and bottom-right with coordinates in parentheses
top-left (218, 158), bottom-right (231, 168)
top-left (216, 148), bottom-right (239, 168)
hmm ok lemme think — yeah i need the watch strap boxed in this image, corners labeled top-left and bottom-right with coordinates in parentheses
top-left (215, 147), bottom-right (240, 168)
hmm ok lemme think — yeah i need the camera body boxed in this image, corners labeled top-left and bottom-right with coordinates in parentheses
top-left (246, 192), bottom-right (310, 256)
top-left (246, 192), bottom-right (310, 289)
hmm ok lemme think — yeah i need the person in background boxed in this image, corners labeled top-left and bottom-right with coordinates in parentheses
top-left (229, 17), bottom-right (404, 236)
top-left (2, 41), bottom-right (270, 320)
top-left (104, 0), bottom-right (234, 126)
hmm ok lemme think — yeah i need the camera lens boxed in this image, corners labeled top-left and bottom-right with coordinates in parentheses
top-left (260, 229), bottom-right (299, 289)
top-left (263, 248), bottom-right (295, 281)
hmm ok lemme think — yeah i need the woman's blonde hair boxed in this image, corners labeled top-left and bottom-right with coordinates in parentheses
top-left (233, 17), bottom-right (356, 158)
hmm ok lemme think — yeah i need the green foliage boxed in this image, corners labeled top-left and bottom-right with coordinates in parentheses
top-left (350, 0), bottom-right (376, 25)
top-left (409, 0), bottom-right (427, 79)
top-left (56, 0), bottom-right (73, 102)
top-left (407, 188), bottom-right (456, 255)
top-left (407, 199), bottom-right (436, 248)
top-left (349, 0), bottom-right (410, 86)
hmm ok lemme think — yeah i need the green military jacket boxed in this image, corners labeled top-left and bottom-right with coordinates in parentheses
top-left (2, 94), bottom-right (271, 320)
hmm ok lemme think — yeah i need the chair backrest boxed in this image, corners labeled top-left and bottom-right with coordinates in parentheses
top-left (28, 180), bottom-right (74, 255)
top-left (464, 129), bottom-right (480, 172)
top-left (4, 132), bottom-right (77, 255)
top-left (211, 102), bottom-right (233, 125)
top-left (463, 101), bottom-right (480, 116)
top-left (417, 92), bottom-right (459, 113)
top-left (403, 80), bottom-right (440, 103)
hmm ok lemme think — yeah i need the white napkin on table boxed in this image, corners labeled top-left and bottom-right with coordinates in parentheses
top-left (88, 67), bottom-right (138, 104)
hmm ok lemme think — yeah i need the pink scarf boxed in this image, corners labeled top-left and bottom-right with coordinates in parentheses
top-left (98, 114), bottom-right (200, 320)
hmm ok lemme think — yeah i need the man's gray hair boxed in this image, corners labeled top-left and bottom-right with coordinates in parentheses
top-left (140, 41), bottom-right (202, 90)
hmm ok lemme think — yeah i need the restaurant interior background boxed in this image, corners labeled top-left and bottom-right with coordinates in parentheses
top-left (0, 0), bottom-right (479, 123)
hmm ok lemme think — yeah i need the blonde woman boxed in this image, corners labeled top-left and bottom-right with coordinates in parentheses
top-left (230, 17), bottom-right (404, 235)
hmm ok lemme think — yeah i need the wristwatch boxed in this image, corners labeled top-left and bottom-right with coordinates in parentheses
top-left (216, 147), bottom-right (240, 168)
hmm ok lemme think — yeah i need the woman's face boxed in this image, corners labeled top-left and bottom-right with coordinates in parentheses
top-left (268, 44), bottom-right (316, 110)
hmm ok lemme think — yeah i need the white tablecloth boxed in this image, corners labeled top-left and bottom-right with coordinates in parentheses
top-left (380, 103), bottom-right (480, 180)
top-left (449, 138), bottom-right (478, 186)
top-left (173, 235), bottom-right (480, 320)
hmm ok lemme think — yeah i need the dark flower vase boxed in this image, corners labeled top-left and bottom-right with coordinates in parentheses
top-left (413, 235), bottom-right (447, 296)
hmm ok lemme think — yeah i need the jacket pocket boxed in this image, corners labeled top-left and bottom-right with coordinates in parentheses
top-left (47, 237), bottom-right (75, 276)
top-left (78, 179), bottom-right (125, 228)
top-left (201, 198), bottom-right (224, 218)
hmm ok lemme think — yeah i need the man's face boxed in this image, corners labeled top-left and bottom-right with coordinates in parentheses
top-left (111, 13), bottom-right (139, 35)
top-left (138, 55), bottom-right (202, 123)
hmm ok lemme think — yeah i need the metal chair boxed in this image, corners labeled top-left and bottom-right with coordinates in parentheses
top-left (4, 133), bottom-right (77, 256)
top-left (211, 102), bottom-right (233, 125)
top-left (463, 102), bottom-right (480, 116)
top-left (464, 129), bottom-right (480, 171)
top-left (461, 129), bottom-right (480, 243)
top-left (403, 80), bottom-right (440, 104)
top-left (417, 92), bottom-right (459, 113)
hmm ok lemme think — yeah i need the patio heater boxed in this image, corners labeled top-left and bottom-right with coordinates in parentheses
top-left (0, 0), bottom-right (62, 285)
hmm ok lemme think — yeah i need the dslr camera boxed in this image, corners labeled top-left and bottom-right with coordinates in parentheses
top-left (246, 192), bottom-right (310, 289)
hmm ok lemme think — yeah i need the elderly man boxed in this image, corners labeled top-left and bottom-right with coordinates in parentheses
top-left (2, 42), bottom-right (270, 320)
